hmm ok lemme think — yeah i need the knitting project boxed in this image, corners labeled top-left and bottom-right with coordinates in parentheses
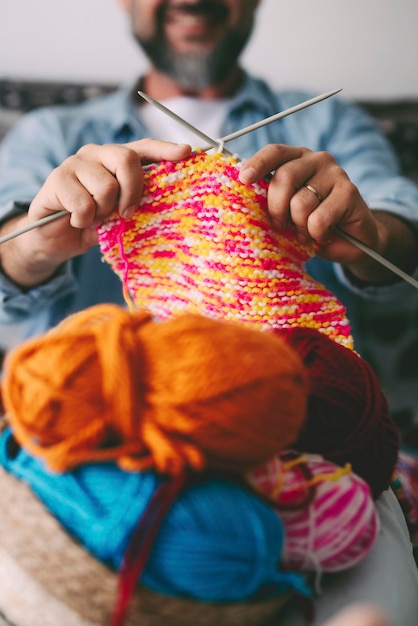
top-left (97, 151), bottom-right (353, 349)
top-left (1, 152), bottom-right (395, 626)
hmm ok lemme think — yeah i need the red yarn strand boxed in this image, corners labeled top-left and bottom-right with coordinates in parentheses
top-left (109, 474), bottom-right (188, 626)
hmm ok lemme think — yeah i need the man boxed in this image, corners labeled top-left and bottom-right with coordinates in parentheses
top-left (0, 0), bottom-right (417, 339)
top-left (0, 2), bottom-right (417, 623)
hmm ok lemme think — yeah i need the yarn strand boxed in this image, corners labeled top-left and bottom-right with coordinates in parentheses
top-left (110, 474), bottom-right (188, 626)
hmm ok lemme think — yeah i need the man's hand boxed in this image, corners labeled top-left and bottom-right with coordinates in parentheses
top-left (0, 139), bottom-right (191, 288)
top-left (239, 144), bottom-right (418, 285)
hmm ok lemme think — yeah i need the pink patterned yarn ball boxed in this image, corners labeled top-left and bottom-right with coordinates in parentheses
top-left (97, 151), bottom-right (353, 349)
top-left (246, 451), bottom-right (379, 573)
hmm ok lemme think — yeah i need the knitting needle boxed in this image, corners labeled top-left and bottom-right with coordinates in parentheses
top-left (334, 226), bottom-right (418, 289)
top-left (0, 90), bottom-right (343, 245)
top-left (137, 88), bottom-right (343, 154)
top-left (202, 88), bottom-right (343, 150)
top-left (0, 210), bottom-right (68, 245)
top-left (137, 91), bottom-right (418, 290)
top-left (2, 95), bottom-right (418, 291)
top-left (138, 90), bottom-right (235, 157)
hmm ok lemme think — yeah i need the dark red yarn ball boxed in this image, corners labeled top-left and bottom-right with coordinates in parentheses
top-left (275, 327), bottom-right (399, 499)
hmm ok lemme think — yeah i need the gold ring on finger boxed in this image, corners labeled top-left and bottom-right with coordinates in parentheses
top-left (304, 183), bottom-right (323, 204)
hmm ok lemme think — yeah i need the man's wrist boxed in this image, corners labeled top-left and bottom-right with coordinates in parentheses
top-left (0, 212), bottom-right (61, 289)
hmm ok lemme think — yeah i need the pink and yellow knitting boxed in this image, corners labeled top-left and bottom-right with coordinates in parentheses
top-left (97, 151), bottom-right (353, 349)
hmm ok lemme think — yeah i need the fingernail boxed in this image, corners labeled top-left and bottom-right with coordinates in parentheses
top-left (239, 167), bottom-right (256, 184)
top-left (121, 206), bottom-right (136, 219)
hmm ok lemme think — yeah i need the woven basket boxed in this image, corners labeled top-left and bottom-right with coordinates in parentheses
top-left (0, 464), bottom-right (292, 626)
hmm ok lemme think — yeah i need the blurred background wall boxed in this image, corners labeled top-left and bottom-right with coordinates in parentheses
top-left (1, 0), bottom-right (418, 100)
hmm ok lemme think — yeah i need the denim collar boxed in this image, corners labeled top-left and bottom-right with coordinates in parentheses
top-left (106, 72), bottom-right (279, 142)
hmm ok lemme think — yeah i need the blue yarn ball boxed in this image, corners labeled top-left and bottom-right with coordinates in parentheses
top-left (0, 428), bottom-right (309, 601)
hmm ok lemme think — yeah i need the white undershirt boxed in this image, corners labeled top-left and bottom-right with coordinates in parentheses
top-left (139, 96), bottom-right (231, 150)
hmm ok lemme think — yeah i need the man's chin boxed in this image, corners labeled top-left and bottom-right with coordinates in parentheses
top-left (136, 28), bottom-right (249, 91)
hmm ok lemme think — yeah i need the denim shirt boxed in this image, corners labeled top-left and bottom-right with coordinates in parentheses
top-left (0, 73), bottom-right (417, 341)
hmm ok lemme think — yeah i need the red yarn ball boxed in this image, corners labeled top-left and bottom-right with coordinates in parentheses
top-left (275, 327), bottom-right (399, 499)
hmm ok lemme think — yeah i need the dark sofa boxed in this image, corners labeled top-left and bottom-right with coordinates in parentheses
top-left (0, 79), bottom-right (417, 437)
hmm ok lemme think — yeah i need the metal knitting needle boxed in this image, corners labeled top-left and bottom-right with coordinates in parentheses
top-left (2, 93), bottom-right (418, 290)
top-left (137, 88), bottom-right (343, 154)
top-left (334, 226), bottom-right (418, 289)
top-left (200, 88), bottom-right (343, 151)
top-left (137, 90), bottom-right (418, 290)
top-left (0, 210), bottom-right (68, 245)
top-left (0, 89), bottom-right (343, 245)
top-left (138, 90), bottom-right (235, 157)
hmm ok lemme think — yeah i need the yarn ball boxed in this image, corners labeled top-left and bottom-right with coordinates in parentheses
top-left (0, 429), bottom-right (310, 602)
top-left (395, 450), bottom-right (418, 524)
top-left (97, 151), bottom-right (353, 350)
top-left (274, 326), bottom-right (399, 499)
top-left (1, 304), bottom-right (308, 475)
top-left (247, 451), bottom-right (379, 573)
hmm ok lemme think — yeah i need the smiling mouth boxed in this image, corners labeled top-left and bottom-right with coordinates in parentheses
top-left (164, 1), bottom-right (229, 28)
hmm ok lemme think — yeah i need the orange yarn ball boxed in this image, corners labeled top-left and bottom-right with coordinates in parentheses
top-left (2, 304), bottom-right (308, 476)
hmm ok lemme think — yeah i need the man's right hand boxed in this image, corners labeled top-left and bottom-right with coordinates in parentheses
top-left (0, 139), bottom-right (191, 288)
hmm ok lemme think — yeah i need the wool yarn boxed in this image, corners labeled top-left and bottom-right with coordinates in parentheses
top-left (95, 150), bottom-right (398, 498)
top-left (275, 326), bottom-right (399, 499)
top-left (395, 450), bottom-right (418, 524)
top-left (2, 303), bottom-right (308, 475)
top-left (0, 149), bottom-right (397, 625)
top-left (0, 429), bottom-right (310, 603)
top-left (97, 151), bottom-right (353, 350)
top-left (247, 451), bottom-right (379, 573)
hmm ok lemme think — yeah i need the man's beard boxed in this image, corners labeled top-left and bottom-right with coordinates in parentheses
top-left (134, 28), bottom-right (253, 91)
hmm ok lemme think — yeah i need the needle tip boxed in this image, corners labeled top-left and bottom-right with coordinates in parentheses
top-left (137, 90), bottom-right (151, 104)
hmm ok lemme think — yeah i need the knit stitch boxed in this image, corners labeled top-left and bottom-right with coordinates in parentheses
top-left (97, 152), bottom-right (353, 349)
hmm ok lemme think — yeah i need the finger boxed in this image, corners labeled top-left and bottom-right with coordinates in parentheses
top-left (52, 158), bottom-right (121, 228)
top-left (81, 227), bottom-right (99, 249)
top-left (29, 165), bottom-right (97, 228)
top-left (123, 138), bottom-right (192, 164)
top-left (75, 165), bottom-right (122, 226)
top-left (260, 149), bottom-right (340, 231)
top-left (299, 183), bottom-right (324, 209)
top-left (285, 182), bottom-right (325, 244)
top-left (239, 144), bottom-right (304, 184)
top-left (77, 141), bottom-right (192, 218)
top-left (306, 177), bottom-right (362, 245)
top-left (309, 183), bottom-right (379, 265)
top-left (76, 144), bottom-right (144, 218)
top-left (265, 151), bottom-right (318, 230)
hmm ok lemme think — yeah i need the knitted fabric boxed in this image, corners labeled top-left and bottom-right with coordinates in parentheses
top-left (97, 151), bottom-right (353, 350)
top-left (247, 451), bottom-right (379, 574)
top-left (0, 151), bottom-right (398, 622)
